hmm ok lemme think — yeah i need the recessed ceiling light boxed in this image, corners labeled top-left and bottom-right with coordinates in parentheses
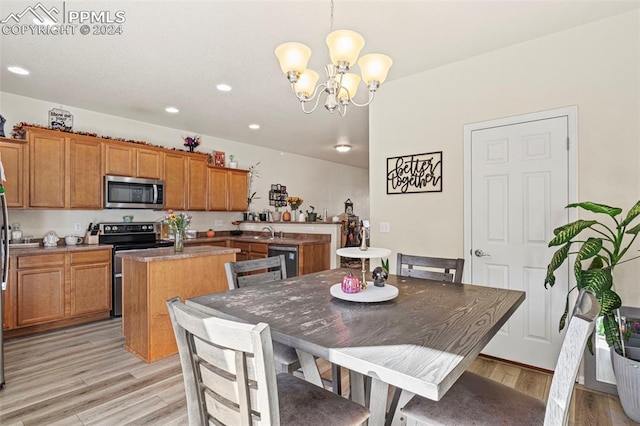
top-left (165, 107), bottom-right (179, 113)
top-left (249, 124), bottom-right (260, 130)
top-left (216, 84), bottom-right (232, 92)
top-left (7, 66), bottom-right (29, 75)
top-left (335, 144), bottom-right (352, 153)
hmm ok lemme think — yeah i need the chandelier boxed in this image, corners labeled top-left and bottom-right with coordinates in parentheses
top-left (274, 0), bottom-right (392, 116)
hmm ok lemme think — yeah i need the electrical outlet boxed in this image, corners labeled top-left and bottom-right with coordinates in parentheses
top-left (74, 223), bottom-right (82, 232)
top-left (307, 226), bottom-right (315, 231)
top-left (214, 220), bottom-right (223, 227)
top-left (380, 222), bottom-right (391, 233)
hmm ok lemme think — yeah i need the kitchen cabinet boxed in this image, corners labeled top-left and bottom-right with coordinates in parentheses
top-left (104, 143), bottom-right (163, 179)
top-left (4, 248), bottom-right (112, 338)
top-left (22, 128), bottom-right (102, 209)
top-left (208, 168), bottom-right (249, 212)
top-left (164, 152), bottom-right (188, 210)
top-left (29, 131), bottom-right (66, 208)
top-left (69, 250), bottom-right (111, 317)
top-left (298, 242), bottom-right (330, 275)
top-left (69, 136), bottom-right (102, 209)
top-left (16, 253), bottom-right (66, 326)
top-left (187, 156), bottom-right (208, 210)
top-left (230, 241), bottom-right (268, 262)
top-left (0, 138), bottom-right (27, 208)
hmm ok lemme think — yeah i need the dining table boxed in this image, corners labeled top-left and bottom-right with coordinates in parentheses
top-left (187, 268), bottom-right (525, 425)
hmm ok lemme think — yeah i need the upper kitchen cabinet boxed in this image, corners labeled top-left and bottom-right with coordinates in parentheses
top-left (0, 138), bottom-right (27, 208)
top-left (164, 152), bottom-right (188, 210)
top-left (25, 128), bottom-right (102, 209)
top-left (104, 142), bottom-right (163, 179)
top-left (29, 131), bottom-right (66, 208)
top-left (187, 156), bottom-right (208, 211)
top-left (69, 136), bottom-right (102, 209)
top-left (207, 168), bottom-right (249, 211)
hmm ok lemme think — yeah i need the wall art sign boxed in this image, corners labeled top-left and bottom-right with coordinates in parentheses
top-left (386, 151), bottom-right (442, 194)
top-left (48, 108), bottom-right (73, 131)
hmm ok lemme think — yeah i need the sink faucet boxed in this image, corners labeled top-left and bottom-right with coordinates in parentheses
top-left (262, 225), bottom-right (275, 239)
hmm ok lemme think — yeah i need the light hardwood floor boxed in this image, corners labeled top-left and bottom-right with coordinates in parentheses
top-left (0, 318), bottom-right (637, 425)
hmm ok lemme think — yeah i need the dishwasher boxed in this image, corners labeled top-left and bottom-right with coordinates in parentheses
top-left (268, 244), bottom-right (298, 277)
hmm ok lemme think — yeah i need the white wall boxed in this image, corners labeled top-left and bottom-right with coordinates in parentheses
top-left (0, 92), bottom-right (369, 238)
top-left (370, 10), bottom-right (640, 305)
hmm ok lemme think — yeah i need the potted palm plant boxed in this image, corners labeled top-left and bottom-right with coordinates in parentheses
top-left (544, 200), bottom-right (640, 421)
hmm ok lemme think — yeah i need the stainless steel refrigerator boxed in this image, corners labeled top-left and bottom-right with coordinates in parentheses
top-left (0, 187), bottom-right (9, 390)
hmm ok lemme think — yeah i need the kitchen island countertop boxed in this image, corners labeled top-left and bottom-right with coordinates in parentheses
top-left (116, 245), bottom-right (239, 262)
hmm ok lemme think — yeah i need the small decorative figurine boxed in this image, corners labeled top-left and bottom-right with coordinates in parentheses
top-left (372, 266), bottom-right (388, 287)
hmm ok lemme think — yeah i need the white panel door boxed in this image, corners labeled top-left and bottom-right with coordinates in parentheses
top-left (468, 115), bottom-right (571, 370)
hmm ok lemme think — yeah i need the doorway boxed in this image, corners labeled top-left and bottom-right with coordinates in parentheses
top-left (463, 107), bottom-right (577, 370)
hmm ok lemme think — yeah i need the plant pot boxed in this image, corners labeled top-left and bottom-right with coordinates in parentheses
top-left (307, 212), bottom-right (317, 222)
top-left (611, 347), bottom-right (640, 422)
top-left (272, 211), bottom-right (282, 222)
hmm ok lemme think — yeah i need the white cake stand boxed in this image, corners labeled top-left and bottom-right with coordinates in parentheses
top-left (336, 247), bottom-right (391, 289)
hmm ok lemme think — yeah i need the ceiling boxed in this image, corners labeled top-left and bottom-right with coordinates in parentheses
top-left (1, 1), bottom-right (638, 169)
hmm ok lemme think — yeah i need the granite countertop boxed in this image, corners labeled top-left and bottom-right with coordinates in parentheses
top-left (184, 234), bottom-right (330, 246)
top-left (116, 245), bottom-right (239, 262)
top-left (9, 244), bottom-right (113, 256)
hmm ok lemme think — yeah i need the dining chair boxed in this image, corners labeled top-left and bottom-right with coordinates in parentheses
top-left (385, 253), bottom-right (466, 424)
top-left (225, 256), bottom-right (343, 394)
top-left (167, 298), bottom-right (370, 425)
top-left (400, 289), bottom-right (600, 426)
top-left (396, 253), bottom-right (465, 283)
top-left (225, 255), bottom-right (301, 375)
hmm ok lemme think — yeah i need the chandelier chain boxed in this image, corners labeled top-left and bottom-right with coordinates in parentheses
top-left (329, 0), bottom-right (334, 33)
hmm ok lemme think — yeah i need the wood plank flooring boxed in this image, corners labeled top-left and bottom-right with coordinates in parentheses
top-left (0, 318), bottom-right (637, 425)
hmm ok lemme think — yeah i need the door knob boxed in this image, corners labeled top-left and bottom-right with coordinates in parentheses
top-left (474, 249), bottom-right (491, 257)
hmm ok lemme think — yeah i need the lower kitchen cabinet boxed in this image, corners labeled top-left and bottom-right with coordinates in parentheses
top-left (230, 241), bottom-right (268, 262)
top-left (4, 248), bottom-right (112, 338)
top-left (69, 250), bottom-right (111, 317)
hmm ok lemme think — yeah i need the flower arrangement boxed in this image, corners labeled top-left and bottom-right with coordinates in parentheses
top-left (183, 135), bottom-right (200, 152)
top-left (163, 209), bottom-right (192, 235)
top-left (286, 196), bottom-right (303, 211)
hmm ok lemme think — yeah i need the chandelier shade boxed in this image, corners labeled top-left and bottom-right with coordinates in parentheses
top-left (358, 53), bottom-right (393, 85)
top-left (274, 0), bottom-right (392, 116)
top-left (274, 42), bottom-right (312, 75)
top-left (326, 30), bottom-right (365, 67)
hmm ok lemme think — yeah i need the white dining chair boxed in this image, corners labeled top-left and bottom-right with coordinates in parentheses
top-left (400, 289), bottom-right (600, 426)
top-left (167, 297), bottom-right (370, 425)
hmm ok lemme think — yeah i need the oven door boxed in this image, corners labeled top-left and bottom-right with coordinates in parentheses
top-left (112, 242), bottom-right (173, 316)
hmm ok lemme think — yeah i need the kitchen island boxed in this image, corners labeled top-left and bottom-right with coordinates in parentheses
top-left (117, 245), bottom-right (239, 362)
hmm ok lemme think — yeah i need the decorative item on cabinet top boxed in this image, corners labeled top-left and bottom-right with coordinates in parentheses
top-left (49, 107), bottom-right (73, 131)
top-left (183, 135), bottom-right (200, 152)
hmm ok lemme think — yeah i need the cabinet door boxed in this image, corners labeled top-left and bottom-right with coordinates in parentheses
top-left (0, 138), bottom-right (26, 208)
top-left (136, 148), bottom-right (163, 179)
top-left (69, 137), bottom-right (102, 209)
top-left (228, 170), bottom-right (249, 211)
top-left (70, 262), bottom-right (111, 316)
top-left (17, 267), bottom-right (65, 325)
top-left (104, 143), bottom-right (134, 176)
top-left (29, 133), bottom-right (66, 208)
top-left (207, 168), bottom-right (228, 211)
top-left (187, 157), bottom-right (207, 210)
top-left (69, 250), bottom-right (111, 317)
top-left (164, 152), bottom-right (187, 210)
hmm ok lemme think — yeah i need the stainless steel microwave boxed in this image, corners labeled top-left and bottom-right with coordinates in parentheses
top-left (104, 175), bottom-right (164, 209)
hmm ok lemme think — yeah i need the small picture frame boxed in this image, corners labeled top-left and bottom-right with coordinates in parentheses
top-left (214, 151), bottom-right (225, 167)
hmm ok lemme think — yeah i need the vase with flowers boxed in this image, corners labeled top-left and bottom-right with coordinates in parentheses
top-left (163, 209), bottom-right (192, 252)
top-left (286, 196), bottom-right (303, 222)
top-left (183, 135), bottom-right (200, 152)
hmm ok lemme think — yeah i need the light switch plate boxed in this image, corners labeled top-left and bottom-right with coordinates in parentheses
top-left (380, 222), bottom-right (391, 233)
top-left (214, 220), bottom-right (223, 227)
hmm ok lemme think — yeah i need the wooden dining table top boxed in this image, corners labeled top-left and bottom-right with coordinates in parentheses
top-left (188, 268), bottom-right (525, 403)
